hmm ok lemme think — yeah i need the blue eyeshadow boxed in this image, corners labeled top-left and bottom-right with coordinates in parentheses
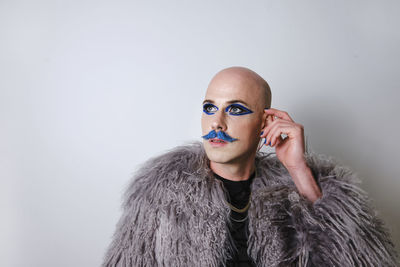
top-left (203, 103), bottom-right (219, 115)
top-left (224, 103), bottom-right (253, 116)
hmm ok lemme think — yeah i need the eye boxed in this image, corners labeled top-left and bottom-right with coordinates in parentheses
top-left (229, 105), bottom-right (244, 114)
top-left (226, 104), bottom-right (253, 116)
top-left (203, 103), bottom-right (218, 115)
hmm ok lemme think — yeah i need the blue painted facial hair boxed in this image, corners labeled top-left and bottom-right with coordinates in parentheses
top-left (201, 130), bottom-right (238, 142)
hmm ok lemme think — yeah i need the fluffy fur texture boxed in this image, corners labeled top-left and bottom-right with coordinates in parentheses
top-left (102, 141), bottom-right (398, 266)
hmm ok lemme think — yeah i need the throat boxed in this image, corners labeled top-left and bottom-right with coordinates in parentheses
top-left (209, 160), bottom-right (256, 182)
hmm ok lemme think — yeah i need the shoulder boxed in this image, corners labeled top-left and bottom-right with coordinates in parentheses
top-left (254, 149), bottom-right (361, 187)
top-left (254, 151), bottom-right (399, 266)
top-left (135, 140), bottom-right (206, 182)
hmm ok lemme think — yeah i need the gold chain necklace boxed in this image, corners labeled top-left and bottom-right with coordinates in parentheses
top-left (230, 213), bottom-right (249, 222)
top-left (220, 168), bottom-right (257, 213)
top-left (223, 191), bottom-right (252, 213)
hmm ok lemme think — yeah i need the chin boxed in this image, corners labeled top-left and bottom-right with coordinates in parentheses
top-left (204, 146), bottom-right (240, 164)
top-left (203, 140), bottom-right (257, 164)
top-left (206, 152), bottom-right (234, 164)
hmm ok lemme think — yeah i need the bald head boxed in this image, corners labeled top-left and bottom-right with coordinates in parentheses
top-left (201, 66), bottom-right (272, 168)
top-left (207, 66), bottom-right (271, 109)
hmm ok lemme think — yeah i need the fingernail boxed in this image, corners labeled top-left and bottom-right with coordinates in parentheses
top-left (268, 141), bottom-right (272, 146)
top-left (260, 131), bottom-right (264, 136)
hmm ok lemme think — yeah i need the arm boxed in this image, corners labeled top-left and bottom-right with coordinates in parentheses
top-left (260, 108), bottom-right (323, 203)
top-left (287, 163), bottom-right (322, 203)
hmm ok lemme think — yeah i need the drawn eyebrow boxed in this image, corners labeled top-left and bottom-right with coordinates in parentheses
top-left (202, 99), bottom-right (251, 107)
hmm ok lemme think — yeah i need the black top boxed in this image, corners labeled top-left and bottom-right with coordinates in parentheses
top-left (214, 171), bottom-right (257, 267)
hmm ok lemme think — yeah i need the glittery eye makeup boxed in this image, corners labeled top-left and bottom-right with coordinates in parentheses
top-left (225, 103), bottom-right (253, 116)
top-left (203, 103), bottom-right (219, 115)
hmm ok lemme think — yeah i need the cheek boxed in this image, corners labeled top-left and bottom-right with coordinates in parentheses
top-left (228, 117), bottom-right (260, 139)
top-left (201, 114), bottom-right (211, 131)
top-left (228, 116), bottom-right (259, 130)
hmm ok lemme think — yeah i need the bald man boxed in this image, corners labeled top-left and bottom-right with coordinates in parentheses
top-left (102, 67), bottom-right (398, 266)
top-left (202, 67), bottom-right (321, 203)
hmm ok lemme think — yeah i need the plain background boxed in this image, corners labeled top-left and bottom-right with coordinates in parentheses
top-left (1, 0), bottom-right (399, 266)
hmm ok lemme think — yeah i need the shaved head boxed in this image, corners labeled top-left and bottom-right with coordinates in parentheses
top-left (208, 66), bottom-right (271, 109)
top-left (201, 66), bottom-right (272, 170)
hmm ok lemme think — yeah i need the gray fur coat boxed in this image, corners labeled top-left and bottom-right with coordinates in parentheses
top-left (102, 141), bottom-right (398, 266)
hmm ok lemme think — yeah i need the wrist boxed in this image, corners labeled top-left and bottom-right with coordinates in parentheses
top-left (285, 160), bottom-right (309, 175)
top-left (286, 162), bottom-right (322, 203)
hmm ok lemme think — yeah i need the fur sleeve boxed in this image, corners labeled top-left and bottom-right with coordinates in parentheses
top-left (101, 160), bottom-right (162, 266)
top-left (264, 152), bottom-right (399, 266)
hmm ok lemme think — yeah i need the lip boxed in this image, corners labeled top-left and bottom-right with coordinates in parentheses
top-left (209, 138), bottom-right (228, 147)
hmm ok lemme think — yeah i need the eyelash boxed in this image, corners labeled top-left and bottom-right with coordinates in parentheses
top-left (203, 103), bottom-right (253, 116)
top-left (203, 103), bottom-right (218, 115)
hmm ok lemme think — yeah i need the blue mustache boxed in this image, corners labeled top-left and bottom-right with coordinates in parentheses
top-left (201, 130), bottom-right (238, 142)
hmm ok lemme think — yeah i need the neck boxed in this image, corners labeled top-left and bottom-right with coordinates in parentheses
top-left (209, 154), bottom-right (256, 181)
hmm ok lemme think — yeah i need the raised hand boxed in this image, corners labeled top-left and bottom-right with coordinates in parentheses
top-left (260, 108), bottom-right (322, 202)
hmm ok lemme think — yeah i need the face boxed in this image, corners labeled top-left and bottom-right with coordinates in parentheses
top-left (201, 71), bottom-right (267, 164)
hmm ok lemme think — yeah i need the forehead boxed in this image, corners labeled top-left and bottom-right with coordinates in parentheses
top-left (204, 74), bottom-right (261, 107)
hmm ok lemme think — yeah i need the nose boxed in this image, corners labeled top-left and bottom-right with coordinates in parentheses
top-left (211, 110), bottom-right (227, 132)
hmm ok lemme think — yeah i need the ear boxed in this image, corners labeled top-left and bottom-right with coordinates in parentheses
top-left (260, 108), bottom-right (269, 129)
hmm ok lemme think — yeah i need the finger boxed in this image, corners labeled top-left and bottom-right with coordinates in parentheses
top-left (265, 108), bottom-right (293, 122)
top-left (263, 117), bottom-right (282, 140)
top-left (260, 115), bottom-right (274, 138)
top-left (266, 119), bottom-right (292, 145)
top-left (264, 108), bottom-right (294, 122)
top-left (266, 121), bottom-right (293, 146)
top-left (267, 114), bottom-right (273, 124)
top-left (260, 137), bottom-right (267, 149)
top-left (270, 129), bottom-right (290, 147)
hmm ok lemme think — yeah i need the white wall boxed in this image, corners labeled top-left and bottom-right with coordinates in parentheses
top-left (1, 0), bottom-right (399, 266)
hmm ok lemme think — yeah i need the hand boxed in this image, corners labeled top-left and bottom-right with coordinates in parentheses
top-left (260, 108), bottom-right (307, 170)
top-left (260, 108), bottom-right (322, 202)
